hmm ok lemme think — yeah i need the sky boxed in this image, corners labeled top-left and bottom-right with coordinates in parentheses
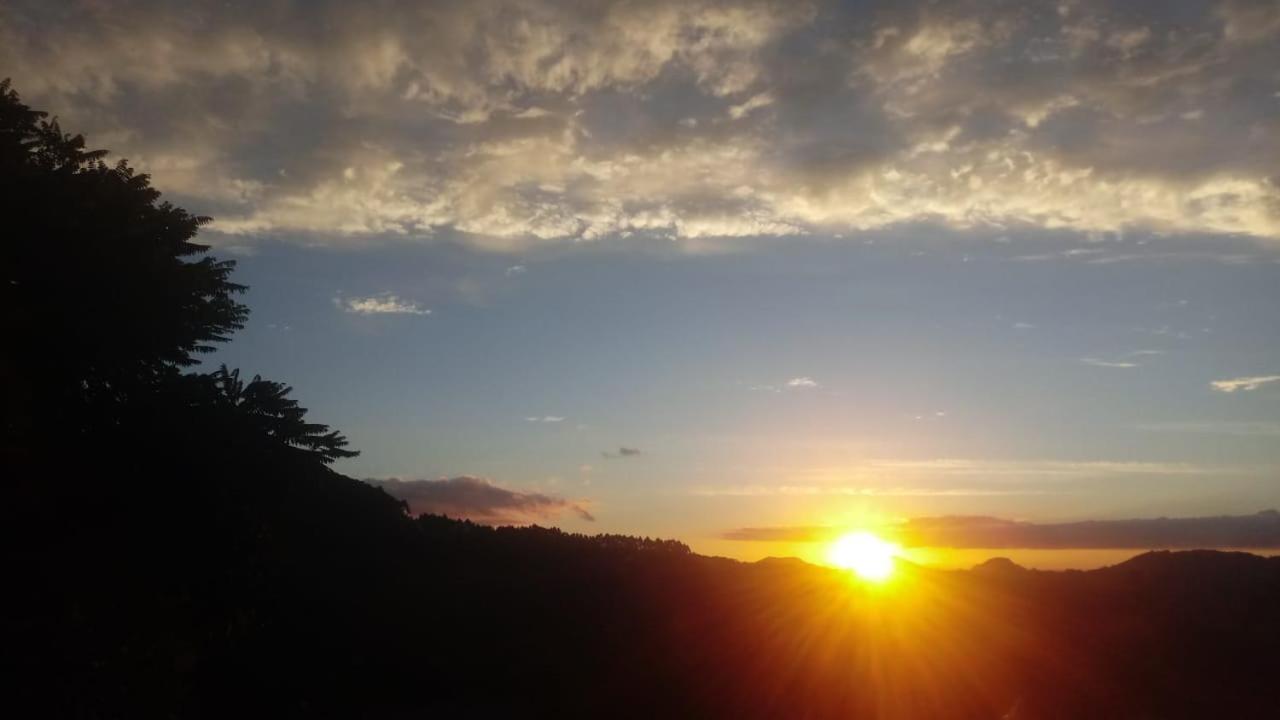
top-left (5, 0), bottom-right (1279, 567)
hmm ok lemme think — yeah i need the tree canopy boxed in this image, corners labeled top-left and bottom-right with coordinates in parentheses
top-left (0, 79), bottom-right (351, 463)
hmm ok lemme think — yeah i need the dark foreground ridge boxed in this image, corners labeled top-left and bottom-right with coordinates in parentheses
top-left (9, 452), bottom-right (1280, 719)
top-left (3, 79), bottom-right (1279, 719)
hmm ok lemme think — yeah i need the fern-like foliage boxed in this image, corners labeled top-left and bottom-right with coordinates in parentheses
top-left (198, 366), bottom-right (359, 463)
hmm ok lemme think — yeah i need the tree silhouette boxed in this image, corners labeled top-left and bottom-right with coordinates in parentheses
top-left (196, 365), bottom-right (358, 463)
top-left (1, 78), bottom-right (247, 438)
top-left (1, 79), bottom-right (354, 465)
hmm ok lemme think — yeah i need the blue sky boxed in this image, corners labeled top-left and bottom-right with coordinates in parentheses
top-left (205, 229), bottom-right (1280, 557)
top-left (5, 0), bottom-right (1278, 564)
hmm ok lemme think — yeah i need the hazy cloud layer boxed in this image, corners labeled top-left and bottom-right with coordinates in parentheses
top-left (1211, 375), bottom-right (1280, 393)
top-left (367, 476), bottom-right (594, 523)
top-left (4, 0), bottom-right (1277, 248)
top-left (723, 510), bottom-right (1280, 548)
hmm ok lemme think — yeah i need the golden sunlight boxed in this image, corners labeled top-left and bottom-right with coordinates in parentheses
top-left (828, 531), bottom-right (900, 582)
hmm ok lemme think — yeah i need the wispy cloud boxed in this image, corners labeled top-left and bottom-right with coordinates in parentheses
top-left (722, 510), bottom-right (1280, 549)
top-left (689, 458), bottom-right (1238, 497)
top-left (1136, 421), bottom-right (1280, 437)
top-left (603, 447), bottom-right (642, 459)
top-left (752, 376), bottom-right (821, 392)
top-left (337, 293), bottom-right (430, 315)
top-left (847, 458), bottom-right (1221, 478)
top-left (691, 485), bottom-right (1047, 498)
top-left (505, 265), bottom-right (527, 276)
top-left (525, 415), bottom-right (566, 423)
top-left (1081, 357), bottom-right (1139, 369)
top-left (1211, 375), bottom-right (1280, 393)
top-left (366, 476), bottom-right (594, 524)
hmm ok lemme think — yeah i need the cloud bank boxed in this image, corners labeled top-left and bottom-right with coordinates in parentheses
top-left (4, 0), bottom-right (1277, 249)
top-left (1211, 375), bottom-right (1280, 393)
top-left (367, 476), bottom-right (594, 524)
top-left (723, 510), bottom-right (1280, 549)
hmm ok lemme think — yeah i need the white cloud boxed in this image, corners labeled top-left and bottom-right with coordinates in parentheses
top-left (786, 377), bottom-right (819, 388)
top-left (1211, 375), bottom-right (1280, 393)
top-left (524, 415), bottom-right (566, 423)
top-left (728, 91), bottom-right (774, 119)
top-left (5, 0), bottom-right (1278, 248)
top-left (1081, 357), bottom-right (1139, 369)
top-left (505, 265), bottom-right (527, 276)
top-left (338, 293), bottom-right (431, 315)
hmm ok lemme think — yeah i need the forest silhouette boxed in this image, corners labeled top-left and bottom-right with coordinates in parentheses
top-left (4, 79), bottom-right (1279, 719)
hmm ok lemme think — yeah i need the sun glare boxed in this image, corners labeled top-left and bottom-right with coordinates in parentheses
top-left (828, 531), bottom-right (900, 582)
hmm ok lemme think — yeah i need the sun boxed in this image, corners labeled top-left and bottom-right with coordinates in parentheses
top-left (828, 531), bottom-right (900, 582)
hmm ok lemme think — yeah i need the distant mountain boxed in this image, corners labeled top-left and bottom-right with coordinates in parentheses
top-left (971, 556), bottom-right (1028, 574)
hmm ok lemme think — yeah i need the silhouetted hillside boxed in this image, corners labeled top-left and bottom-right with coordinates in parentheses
top-left (11, 462), bottom-right (1280, 719)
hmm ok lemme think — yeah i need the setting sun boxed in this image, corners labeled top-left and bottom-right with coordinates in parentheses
top-left (828, 532), bottom-right (901, 582)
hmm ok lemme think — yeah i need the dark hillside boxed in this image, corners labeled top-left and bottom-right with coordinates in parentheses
top-left (10, 449), bottom-right (1280, 718)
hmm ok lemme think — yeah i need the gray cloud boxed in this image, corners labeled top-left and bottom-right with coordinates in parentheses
top-left (367, 476), bottom-right (595, 523)
top-left (3, 0), bottom-right (1277, 247)
top-left (721, 526), bottom-right (836, 542)
top-left (723, 510), bottom-right (1280, 549)
top-left (603, 446), bottom-right (642, 459)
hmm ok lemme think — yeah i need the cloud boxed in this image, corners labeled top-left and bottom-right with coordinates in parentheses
top-left (603, 446), bottom-right (642, 459)
top-left (688, 458), bottom-right (1244, 498)
top-left (751, 376), bottom-right (821, 392)
top-left (505, 265), bottom-right (527, 276)
top-left (366, 476), bottom-right (594, 523)
top-left (692, 485), bottom-right (1045, 498)
top-left (338, 293), bottom-right (430, 315)
top-left (722, 510), bottom-right (1280, 549)
top-left (1136, 421), bottom-right (1280, 437)
top-left (5, 0), bottom-right (1276, 249)
top-left (1211, 375), bottom-right (1280, 393)
top-left (854, 458), bottom-right (1218, 478)
top-left (721, 526), bottom-right (836, 542)
top-left (1081, 357), bottom-right (1139, 369)
top-left (524, 415), bottom-right (566, 423)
